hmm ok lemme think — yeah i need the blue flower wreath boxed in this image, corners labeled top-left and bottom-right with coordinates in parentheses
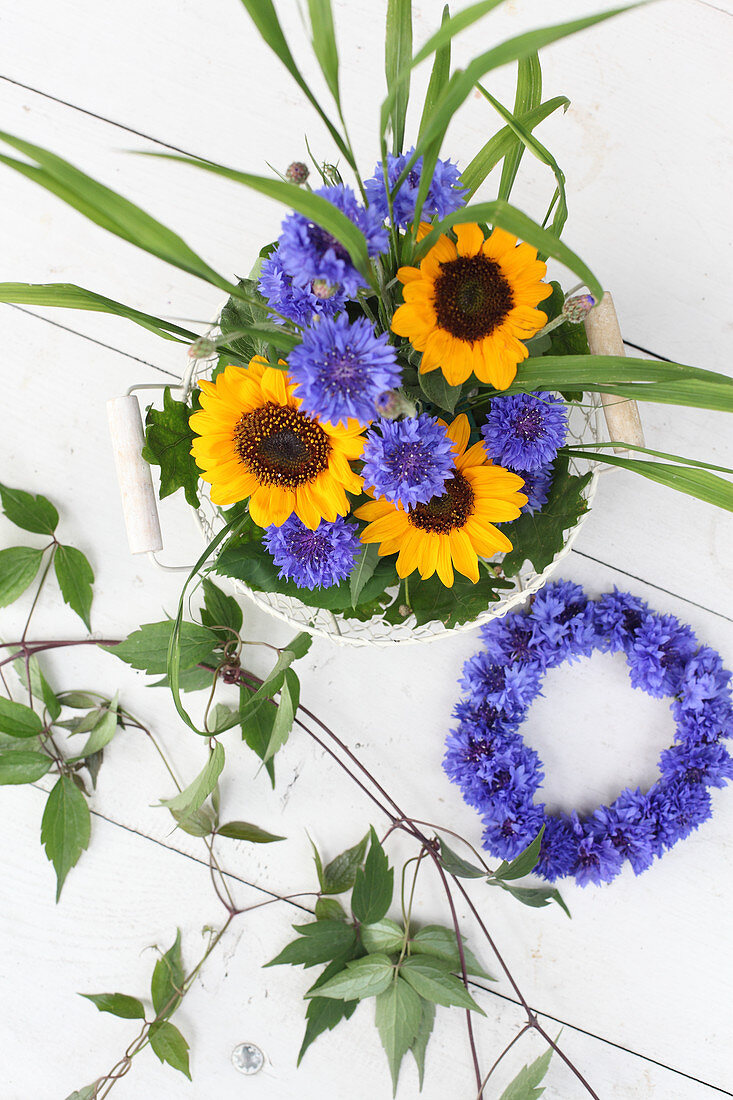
top-left (444, 581), bottom-right (733, 886)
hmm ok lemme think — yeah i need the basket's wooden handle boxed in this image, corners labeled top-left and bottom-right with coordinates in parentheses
top-left (107, 395), bottom-right (163, 554)
top-left (584, 292), bottom-right (645, 453)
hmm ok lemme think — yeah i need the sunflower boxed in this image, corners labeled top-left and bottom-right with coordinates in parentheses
top-left (354, 414), bottom-right (527, 588)
top-left (391, 223), bottom-right (552, 390)
top-left (190, 358), bottom-right (365, 529)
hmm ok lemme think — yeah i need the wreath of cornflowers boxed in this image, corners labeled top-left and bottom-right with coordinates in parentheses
top-left (444, 581), bottom-right (733, 886)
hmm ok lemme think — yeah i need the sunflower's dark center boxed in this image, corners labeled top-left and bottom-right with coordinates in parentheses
top-left (512, 407), bottom-right (544, 442)
top-left (408, 472), bottom-right (474, 534)
top-left (433, 254), bottom-right (514, 342)
top-left (234, 402), bottom-right (331, 487)
top-left (308, 223), bottom-right (350, 264)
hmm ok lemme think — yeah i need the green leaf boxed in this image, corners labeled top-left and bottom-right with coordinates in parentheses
top-left (409, 569), bottom-right (512, 628)
top-left (0, 750), bottom-right (52, 784)
top-left (0, 283), bottom-right (197, 343)
top-left (307, 0), bottom-right (341, 105)
top-left (76, 694), bottom-right (119, 758)
top-left (493, 827), bottom-right (545, 881)
top-left (265, 920), bottom-right (357, 968)
top-left (494, 880), bottom-right (571, 918)
top-left (149, 665), bottom-right (216, 694)
top-left (0, 482), bottom-right (58, 534)
top-left (565, 449), bottom-right (733, 512)
top-left (217, 820), bottom-right (285, 843)
top-left (160, 742), bottom-right (225, 815)
top-left (507, 352), bottom-right (733, 394)
top-left (12, 652), bottom-right (60, 720)
top-left (151, 929), bottom-right (184, 1018)
top-left (498, 53), bottom-right (542, 204)
top-left (142, 387), bottom-right (200, 509)
top-left (143, 155), bottom-right (372, 284)
top-left (0, 546), bottom-right (43, 607)
top-left (375, 976), bottom-right (423, 1096)
top-left (170, 804), bottom-right (216, 837)
top-left (0, 130), bottom-right (231, 292)
top-left (399, 956), bottom-right (485, 1013)
top-left (107, 620), bottom-right (218, 676)
top-left (307, 953), bottom-right (394, 1001)
top-left (80, 992), bottom-right (145, 1020)
top-left (502, 455), bottom-right (591, 575)
top-left (499, 1046), bottom-right (553, 1100)
top-left (361, 918), bottom-right (405, 955)
top-left (239, 633), bottom-right (311, 724)
top-left (350, 543), bottom-right (381, 608)
top-left (57, 691), bottom-right (102, 709)
top-left (461, 97), bottom-right (569, 199)
top-left (409, 997), bottom-right (435, 1090)
top-left (410, 925), bottom-right (493, 980)
top-left (298, 951), bottom-right (360, 1064)
top-left (200, 577), bottom-right (243, 636)
top-left (64, 1088), bottom-right (96, 1100)
top-left (40, 775), bottom-right (91, 901)
top-left (53, 544), bottom-right (94, 630)
top-left (351, 827), bottom-right (394, 924)
top-left (149, 1020), bottom-right (191, 1080)
top-left (418, 370), bottom-right (462, 415)
top-left (262, 666), bottom-right (299, 763)
top-left (321, 832), bottom-right (369, 894)
top-left (479, 80), bottom-right (568, 239)
top-left (417, 5), bottom-right (451, 145)
top-left (436, 837), bottom-right (487, 878)
top-left (238, 684), bottom-right (276, 786)
top-left (0, 696), bottom-right (44, 738)
top-left (385, 0), bottom-right (412, 154)
top-left (315, 898), bottom-right (347, 922)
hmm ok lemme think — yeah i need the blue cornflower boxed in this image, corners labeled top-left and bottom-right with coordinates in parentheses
top-left (481, 392), bottom-right (568, 472)
top-left (515, 463), bottom-right (554, 514)
top-left (569, 813), bottom-right (624, 886)
top-left (473, 739), bottom-right (544, 812)
top-left (278, 184), bottom-right (388, 298)
top-left (258, 247), bottom-right (346, 326)
top-left (594, 588), bottom-right (651, 654)
top-left (361, 415), bottom-right (455, 507)
top-left (676, 646), bottom-right (732, 711)
top-left (528, 581), bottom-right (596, 665)
top-left (536, 816), bottom-right (578, 882)
top-left (627, 613), bottom-right (699, 697)
top-left (672, 695), bottom-right (733, 746)
top-left (660, 742), bottom-right (733, 789)
top-left (589, 789), bottom-right (656, 875)
top-left (648, 779), bottom-right (712, 851)
top-left (459, 652), bottom-right (542, 718)
top-left (363, 148), bottom-right (467, 228)
top-left (262, 514), bottom-right (361, 590)
top-left (480, 613), bottom-right (549, 672)
top-left (482, 804), bottom-right (546, 862)
top-left (288, 314), bottom-right (400, 426)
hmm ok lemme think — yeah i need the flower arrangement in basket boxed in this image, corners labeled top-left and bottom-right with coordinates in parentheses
top-left (2, 2), bottom-right (733, 648)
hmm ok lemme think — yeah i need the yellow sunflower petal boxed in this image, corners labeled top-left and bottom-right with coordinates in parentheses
top-left (446, 414), bottom-right (470, 457)
top-left (455, 222), bottom-right (484, 257)
top-left (449, 529), bottom-right (480, 582)
top-left (482, 227), bottom-right (517, 260)
top-left (397, 265), bottom-right (422, 285)
top-left (435, 536), bottom-right (454, 587)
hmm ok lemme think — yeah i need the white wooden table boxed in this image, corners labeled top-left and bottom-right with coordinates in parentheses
top-left (1, 2), bottom-right (732, 1097)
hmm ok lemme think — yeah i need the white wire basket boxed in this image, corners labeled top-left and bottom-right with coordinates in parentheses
top-left (108, 293), bottom-right (640, 648)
